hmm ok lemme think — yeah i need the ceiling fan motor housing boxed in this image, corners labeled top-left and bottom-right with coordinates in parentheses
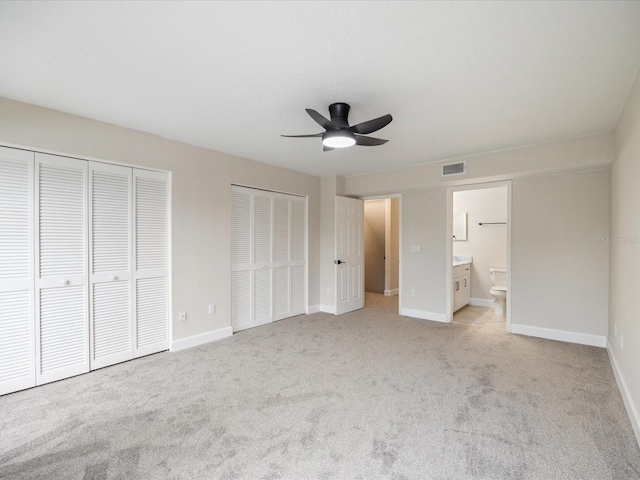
top-left (328, 103), bottom-right (351, 128)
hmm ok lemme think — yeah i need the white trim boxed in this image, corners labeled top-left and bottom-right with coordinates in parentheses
top-left (319, 305), bottom-right (336, 314)
top-left (306, 305), bottom-right (321, 314)
top-left (469, 297), bottom-right (495, 307)
top-left (384, 288), bottom-right (399, 296)
top-left (360, 193), bottom-right (402, 200)
top-left (401, 308), bottom-right (447, 323)
top-left (170, 326), bottom-right (233, 352)
top-left (511, 324), bottom-right (606, 348)
top-left (607, 339), bottom-right (640, 447)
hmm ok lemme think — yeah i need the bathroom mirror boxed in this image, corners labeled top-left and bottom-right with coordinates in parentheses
top-left (453, 212), bottom-right (467, 241)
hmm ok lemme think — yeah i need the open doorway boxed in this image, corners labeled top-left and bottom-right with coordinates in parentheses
top-left (446, 182), bottom-right (511, 331)
top-left (363, 197), bottom-right (400, 312)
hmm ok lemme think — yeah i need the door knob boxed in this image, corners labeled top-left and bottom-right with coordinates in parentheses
top-left (111, 275), bottom-right (118, 281)
top-left (334, 260), bottom-right (345, 265)
top-left (62, 279), bottom-right (69, 286)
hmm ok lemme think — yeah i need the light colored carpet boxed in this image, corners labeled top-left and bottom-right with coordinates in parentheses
top-left (1, 294), bottom-right (639, 480)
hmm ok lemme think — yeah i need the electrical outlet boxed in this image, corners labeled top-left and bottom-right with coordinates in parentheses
top-left (208, 304), bottom-right (216, 315)
top-left (410, 289), bottom-right (416, 297)
top-left (179, 310), bottom-right (187, 322)
top-left (620, 334), bottom-right (623, 350)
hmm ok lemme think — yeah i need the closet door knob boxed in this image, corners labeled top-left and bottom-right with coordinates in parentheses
top-left (62, 279), bottom-right (70, 286)
top-left (111, 275), bottom-right (118, 281)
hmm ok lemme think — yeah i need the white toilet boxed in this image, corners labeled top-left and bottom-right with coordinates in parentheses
top-left (489, 268), bottom-right (507, 317)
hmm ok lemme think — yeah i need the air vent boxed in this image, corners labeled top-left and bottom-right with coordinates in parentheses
top-left (442, 161), bottom-right (467, 177)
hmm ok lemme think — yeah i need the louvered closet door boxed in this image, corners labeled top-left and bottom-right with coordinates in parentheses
top-left (133, 169), bottom-right (169, 357)
top-left (89, 162), bottom-right (133, 369)
top-left (252, 192), bottom-right (273, 328)
top-left (272, 196), bottom-right (290, 321)
top-left (0, 147), bottom-right (35, 396)
top-left (35, 153), bottom-right (89, 385)
top-left (289, 197), bottom-right (306, 316)
top-left (231, 188), bottom-right (252, 331)
top-left (231, 186), bottom-right (306, 332)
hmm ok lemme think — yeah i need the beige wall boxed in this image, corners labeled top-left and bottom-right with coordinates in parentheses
top-left (453, 186), bottom-right (508, 300)
top-left (364, 200), bottom-right (386, 294)
top-left (345, 135), bottom-right (612, 339)
top-left (511, 170), bottom-right (609, 336)
top-left (0, 97), bottom-right (321, 342)
top-left (345, 133), bottom-right (612, 195)
top-left (610, 71), bottom-right (640, 441)
top-left (401, 189), bottom-right (447, 316)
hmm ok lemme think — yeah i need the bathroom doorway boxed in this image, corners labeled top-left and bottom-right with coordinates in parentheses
top-left (446, 182), bottom-right (512, 331)
top-left (362, 195), bottom-right (401, 313)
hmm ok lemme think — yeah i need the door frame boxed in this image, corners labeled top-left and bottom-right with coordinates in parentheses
top-left (360, 193), bottom-right (403, 315)
top-left (445, 181), bottom-right (512, 330)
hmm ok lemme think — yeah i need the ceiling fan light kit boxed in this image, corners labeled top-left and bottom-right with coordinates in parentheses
top-left (322, 130), bottom-right (356, 148)
top-left (282, 102), bottom-right (392, 152)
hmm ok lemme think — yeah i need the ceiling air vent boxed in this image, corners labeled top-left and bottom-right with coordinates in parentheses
top-left (442, 161), bottom-right (467, 177)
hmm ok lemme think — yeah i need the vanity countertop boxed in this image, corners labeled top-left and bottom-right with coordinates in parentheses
top-left (453, 256), bottom-right (472, 267)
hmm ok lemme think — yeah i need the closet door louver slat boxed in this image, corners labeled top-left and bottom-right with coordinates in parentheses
top-left (35, 153), bottom-right (89, 386)
top-left (0, 147), bottom-right (35, 396)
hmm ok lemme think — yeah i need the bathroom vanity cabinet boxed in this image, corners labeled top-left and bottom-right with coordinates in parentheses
top-left (453, 263), bottom-right (471, 312)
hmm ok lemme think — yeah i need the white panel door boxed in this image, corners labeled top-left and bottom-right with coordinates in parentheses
top-left (89, 162), bottom-right (133, 370)
top-left (335, 196), bottom-right (364, 315)
top-left (0, 147), bottom-right (35, 396)
top-left (35, 153), bottom-right (89, 385)
top-left (133, 169), bottom-right (169, 357)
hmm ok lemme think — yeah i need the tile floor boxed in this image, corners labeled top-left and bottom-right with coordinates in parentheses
top-left (453, 304), bottom-right (506, 330)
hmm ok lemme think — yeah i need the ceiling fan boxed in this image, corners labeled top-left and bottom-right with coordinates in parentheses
top-left (282, 103), bottom-right (393, 152)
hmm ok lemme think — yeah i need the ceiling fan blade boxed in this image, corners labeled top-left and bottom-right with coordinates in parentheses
top-left (355, 135), bottom-right (388, 146)
top-left (281, 133), bottom-right (323, 138)
top-left (349, 114), bottom-right (393, 134)
top-left (323, 146), bottom-right (334, 152)
top-left (306, 109), bottom-right (338, 130)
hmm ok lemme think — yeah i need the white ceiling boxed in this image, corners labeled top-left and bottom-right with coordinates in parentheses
top-left (1, 1), bottom-right (640, 177)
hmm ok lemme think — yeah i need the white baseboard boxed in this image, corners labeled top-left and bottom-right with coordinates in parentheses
top-left (510, 324), bottom-right (606, 348)
top-left (170, 326), bottom-right (233, 352)
top-left (306, 305), bottom-right (321, 314)
top-left (384, 288), bottom-right (399, 297)
top-left (320, 305), bottom-right (336, 314)
top-left (469, 297), bottom-right (495, 307)
top-left (607, 339), bottom-right (640, 448)
top-left (401, 308), bottom-right (448, 323)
